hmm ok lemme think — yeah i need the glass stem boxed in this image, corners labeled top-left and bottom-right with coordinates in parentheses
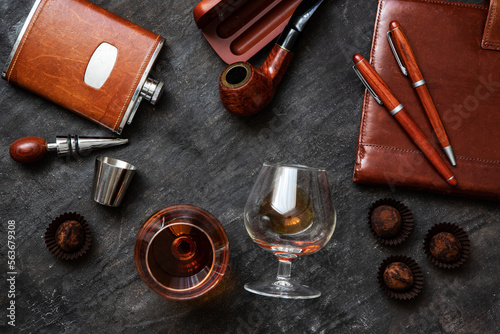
top-left (276, 259), bottom-right (292, 282)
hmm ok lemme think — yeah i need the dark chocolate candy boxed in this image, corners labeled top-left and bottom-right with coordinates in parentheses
top-left (430, 232), bottom-right (462, 263)
top-left (371, 205), bottom-right (402, 238)
top-left (383, 262), bottom-right (414, 291)
top-left (56, 220), bottom-right (85, 252)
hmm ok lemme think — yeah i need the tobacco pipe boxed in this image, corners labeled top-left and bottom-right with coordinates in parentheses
top-left (219, 0), bottom-right (325, 116)
top-left (9, 135), bottom-right (128, 163)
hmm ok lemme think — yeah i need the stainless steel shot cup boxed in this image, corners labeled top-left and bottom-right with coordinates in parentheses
top-left (92, 156), bottom-right (136, 207)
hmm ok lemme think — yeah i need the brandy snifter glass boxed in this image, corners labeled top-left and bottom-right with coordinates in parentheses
top-left (244, 163), bottom-right (336, 299)
top-left (134, 205), bottom-right (229, 300)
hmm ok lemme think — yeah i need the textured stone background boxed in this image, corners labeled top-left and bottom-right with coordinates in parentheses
top-left (1, 0), bottom-right (499, 333)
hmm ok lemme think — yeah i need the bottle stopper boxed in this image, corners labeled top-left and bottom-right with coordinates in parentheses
top-left (9, 135), bottom-right (128, 163)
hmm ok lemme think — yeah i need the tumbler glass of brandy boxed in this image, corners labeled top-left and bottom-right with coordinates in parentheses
top-left (134, 204), bottom-right (229, 300)
top-left (244, 163), bottom-right (336, 299)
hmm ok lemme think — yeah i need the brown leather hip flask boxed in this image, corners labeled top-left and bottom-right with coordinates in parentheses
top-left (2, 0), bottom-right (164, 134)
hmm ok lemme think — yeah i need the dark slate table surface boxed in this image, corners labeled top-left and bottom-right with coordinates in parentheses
top-left (1, 0), bottom-right (499, 333)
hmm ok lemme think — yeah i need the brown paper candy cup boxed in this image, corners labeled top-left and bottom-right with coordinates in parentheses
top-left (45, 212), bottom-right (92, 260)
top-left (368, 198), bottom-right (414, 246)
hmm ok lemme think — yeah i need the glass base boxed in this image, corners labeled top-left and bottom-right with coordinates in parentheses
top-left (244, 278), bottom-right (321, 299)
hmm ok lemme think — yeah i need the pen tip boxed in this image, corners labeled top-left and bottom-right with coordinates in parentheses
top-left (443, 146), bottom-right (457, 167)
top-left (353, 53), bottom-right (364, 64)
top-left (389, 20), bottom-right (400, 30)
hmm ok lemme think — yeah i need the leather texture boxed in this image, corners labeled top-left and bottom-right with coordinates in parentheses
top-left (482, 0), bottom-right (500, 50)
top-left (354, 0), bottom-right (500, 200)
top-left (5, 0), bottom-right (162, 133)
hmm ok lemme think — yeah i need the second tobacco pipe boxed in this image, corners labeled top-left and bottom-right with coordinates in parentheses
top-left (219, 0), bottom-right (325, 116)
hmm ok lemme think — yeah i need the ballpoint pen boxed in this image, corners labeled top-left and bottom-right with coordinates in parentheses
top-left (387, 20), bottom-right (457, 166)
top-left (352, 53), bottom-right (457, 186)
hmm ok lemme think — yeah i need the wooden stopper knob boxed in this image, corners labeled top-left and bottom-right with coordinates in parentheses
top-left (9, 136), bottom-right (48, 163)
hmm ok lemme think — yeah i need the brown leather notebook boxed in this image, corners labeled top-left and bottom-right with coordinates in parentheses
top-left (353, 0), bottom-right (500, 200)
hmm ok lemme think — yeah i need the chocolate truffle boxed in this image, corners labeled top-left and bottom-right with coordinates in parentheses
top-left (371, 205), bottom-right (402, 238)
top-left (45, 212), bottom-right (92, 260)
top-left (430, 232), bottom-right (462, 263)
top-left (383, 262), bottom-right (414, 291)
top-left (55, 220), bottom-right (85, 252)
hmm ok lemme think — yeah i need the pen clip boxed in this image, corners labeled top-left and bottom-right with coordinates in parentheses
top-left (352, 65), bottom-right (383, 105)
top-left (387, 31), bottom-right (408, 77)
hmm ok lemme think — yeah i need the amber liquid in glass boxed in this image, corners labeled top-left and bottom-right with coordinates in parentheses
top-left (253, 189), bottom-right (324, 255)
top-left (147, 223), bottom-right (214, 290)
top-left (259, 188), bottom-right (314, 235)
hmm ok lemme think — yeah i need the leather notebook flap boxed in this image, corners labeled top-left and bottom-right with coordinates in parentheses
top-left (482, 0), bottom-right (500, 50)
